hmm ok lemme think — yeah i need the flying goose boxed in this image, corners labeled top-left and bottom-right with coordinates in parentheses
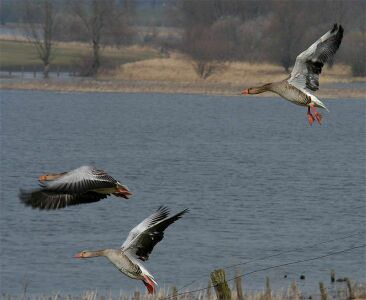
top-left (241, 24), bottom-right (344, 125)
top-left (74, 206), bottom-right (189, 294)
top-left (19, 165), bottom-right (132, 210)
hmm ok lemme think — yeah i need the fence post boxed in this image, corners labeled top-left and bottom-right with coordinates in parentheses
top-left (211, 269), bottom-right (231, 300)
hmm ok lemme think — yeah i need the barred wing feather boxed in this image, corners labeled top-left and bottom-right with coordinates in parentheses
top-left (288, 24), bottom-right (343, 92)
top-left (122, 207), bottom-right (188, 261)
top-left (43, 166), bottom-right (117, 194)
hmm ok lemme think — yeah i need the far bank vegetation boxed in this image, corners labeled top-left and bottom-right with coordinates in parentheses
top-left (1, 0), bottom-right (365, 79)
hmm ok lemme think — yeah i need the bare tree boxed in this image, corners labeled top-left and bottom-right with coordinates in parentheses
top-left (71, 0), bottom-right (111, 76)
top-left (24, 0), bottom-right (55, 79)
top-left (264, 1), bottom-right (309, 72)
top-left (341, 1), bottom-right (366, 77)
top-left (181, 26), bottom-right (225, 79)
top-left (177, 0), bottom-right (270, 78)
top-left (70, 0), bottom-right (135, 76)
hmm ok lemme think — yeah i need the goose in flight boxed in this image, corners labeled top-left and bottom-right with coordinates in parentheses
top-left (74, 206), bottom-right (189, 294)
top-left (19, 165), bottom-right (132, 210)
top-left (241, 24), bottom-right (344, 125)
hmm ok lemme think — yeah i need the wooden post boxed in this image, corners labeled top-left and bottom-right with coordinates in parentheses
top-left (235, 273), bottom-right (244, 300)
top-left (319, 282), bottom-right (327, 300)
top-left (211, 269), bottom-right (231, 300)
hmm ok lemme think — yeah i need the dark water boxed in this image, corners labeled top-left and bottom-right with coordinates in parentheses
top-left (0, 90), bottom-right (365, 296)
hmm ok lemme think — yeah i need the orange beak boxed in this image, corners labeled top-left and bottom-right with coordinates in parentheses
top-left (241, 89), bottom-right (249, 95)
top-left (117, 188), bottom-right (132, 199)
top-left (38, 175), bottom-right (47, 181)
top-left (73, 252), bottom-right (82, 258)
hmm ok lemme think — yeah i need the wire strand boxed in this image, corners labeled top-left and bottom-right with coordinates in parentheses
top-left (162, 243), bottom-right (366, 300)
top-left (175, 230), bottom-right (364, 292)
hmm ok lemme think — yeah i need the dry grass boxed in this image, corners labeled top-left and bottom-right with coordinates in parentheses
top-left (2, 281), bottom-right (366, 300)
top-left (108, 55), bottom-right (365, 87)
top-left (1, 49), bottom-right (365, 97)
top-left (110, 53), bottom-right (198, 82)
top-left (1, 78), bottom-right (365, 99)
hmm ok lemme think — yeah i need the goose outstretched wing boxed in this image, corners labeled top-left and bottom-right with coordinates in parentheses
top-left (121, 207), bottom-right (189, 261)
top-left (288, 24), bottom-right (344, 92)
top-left (19, 166), bottom-right (123, 210)
top-left (42, 166), bottom-right (117, 194)
top-left (19, 189), bottom-right (107, 210)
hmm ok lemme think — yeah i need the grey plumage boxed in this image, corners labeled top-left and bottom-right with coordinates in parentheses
top-left (288, 24), bottom-right (344, 92)
top-left (19, 165), bottom-right (130, 210)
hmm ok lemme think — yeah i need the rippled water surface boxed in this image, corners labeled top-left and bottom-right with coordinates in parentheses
top-left (1, 90), bottom-right (365, 296)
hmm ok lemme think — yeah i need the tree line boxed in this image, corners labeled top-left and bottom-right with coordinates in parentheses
top-left (2, 0), bottom-right (365, 78)
top-left (175, 0), bottom-right (365, 77)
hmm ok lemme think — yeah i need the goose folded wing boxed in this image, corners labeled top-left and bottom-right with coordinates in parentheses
top-left (122, 208), bottom-right (188, 261)
top-left (288, 24), bottom-right (343, 92)
top-left (43, 166), bottom-right (117, 194)
top-left (19, 189), bottom-right (108, 210)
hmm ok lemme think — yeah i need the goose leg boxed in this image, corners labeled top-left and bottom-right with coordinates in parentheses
top-left (307, 107), bottom-right (315, 125)
top-left (310, 106), bottom-right (322, 124)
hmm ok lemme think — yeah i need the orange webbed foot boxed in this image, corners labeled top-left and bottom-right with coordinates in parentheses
top-left (307, 108), bottom-right (315, 126)
top-left (310, 107), bottom-right (322, 125)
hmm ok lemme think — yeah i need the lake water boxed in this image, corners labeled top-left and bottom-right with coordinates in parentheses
top-left (0, 90), bottom-right (365, 297)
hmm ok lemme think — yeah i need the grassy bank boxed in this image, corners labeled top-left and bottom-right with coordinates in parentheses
top-left (107, 54), bottom-right (366, 87)
top-left (0, 39), bottom-right (161, 70)
top-left (1, 75), bottom-right (365, 99)
top-left (1, 40), bottom-right (365, 97)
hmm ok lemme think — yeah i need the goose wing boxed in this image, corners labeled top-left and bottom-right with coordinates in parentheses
top-left (288, 24), bottom-right (343, 92)
top-left (19, 189), bottom-right (108, 210)
top-left (121, 207), bottom-right (188, 261)
top-left (42, 166), bottom-right (117, 194)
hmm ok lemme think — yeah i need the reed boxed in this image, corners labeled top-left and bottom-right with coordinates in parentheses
top-left (319, 282), bottom-right (328, 300)
top-left (330, 270), bottom-right (336, 283)
top-left (234, 272), bottom-right (244, 300)
top-left (2, 281), bottom-right (366, 300)
top-left (346, 278), bottom-right (356, 300)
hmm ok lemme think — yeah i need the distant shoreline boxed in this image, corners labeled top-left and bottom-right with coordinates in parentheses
top-left (1, 57), bottom-right (365, 98)
top-left (1, 78), bottom-right (365, 99)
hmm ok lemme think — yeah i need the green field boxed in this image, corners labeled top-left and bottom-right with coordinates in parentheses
top-left (0, 39), bottom-right (160, 70)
